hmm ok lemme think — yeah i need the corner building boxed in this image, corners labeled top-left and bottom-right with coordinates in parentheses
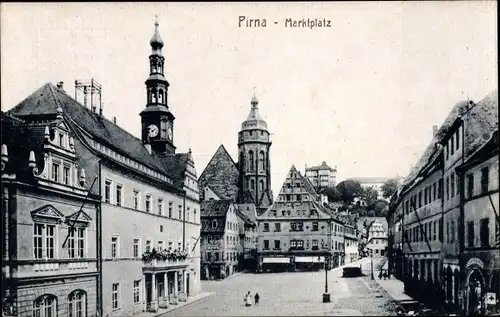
top-left (7, 21), bottom-right (201, 317)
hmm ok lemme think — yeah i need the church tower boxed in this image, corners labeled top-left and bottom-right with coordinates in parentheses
top-left (237, 92), bottom-right (273, 212)
top-left (140, 19), bottom-right (176, 154)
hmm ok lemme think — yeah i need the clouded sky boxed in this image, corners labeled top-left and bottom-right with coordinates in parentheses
top-left (1, 2), bottom-right (497, 196)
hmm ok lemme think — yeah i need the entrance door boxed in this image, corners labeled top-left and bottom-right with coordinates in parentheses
top-left (146, 276), bottom-right (152, 309)
top-left (186, 273), bottom-right (190, 297)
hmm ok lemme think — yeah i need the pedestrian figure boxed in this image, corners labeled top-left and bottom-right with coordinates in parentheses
top-left (378, 270), bottom-right (383, 279)
top-left (254, 293), bottom-right (260, 305)
top-left (244, 291), bottom-right (252, 307)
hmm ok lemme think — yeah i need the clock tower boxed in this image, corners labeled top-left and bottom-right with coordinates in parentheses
top-left (140, 19), bottom-right (176, 154)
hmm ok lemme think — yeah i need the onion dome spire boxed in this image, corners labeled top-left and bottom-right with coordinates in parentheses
top-left (150, 16), bottom-right (164, 50)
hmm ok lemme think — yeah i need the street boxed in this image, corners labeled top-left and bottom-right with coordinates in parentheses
top-left (160, 259), bottom-right (398, 316)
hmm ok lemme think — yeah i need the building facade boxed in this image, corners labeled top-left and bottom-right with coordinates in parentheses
top-left (255, 165), bottom-right (344, 272)
top-left (236, 204), bottom-right (258, 272)
top-left (364, 220), bottom-right (388, 256)
top-left (200, 200), bottom-right (242, 280)
top-left (2, 113), bottom-right (100, 317)
top-left (387, 90), bottom-right (498, 315)
top-left (344, 222), bottom-right (359, 264)
top-left (458, 130), bottom-right (499, 315)
top-left (304, 161), bottom-right (337, 190)
top-left (6, 21), bottom-right (202, 316)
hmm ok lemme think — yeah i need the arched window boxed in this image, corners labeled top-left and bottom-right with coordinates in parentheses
top-left (248, 151), bottom-right (254, 171)
top-left (158, 89), bottom-right (163, 103)
top-left (259, 151), bottom-right (265, 171)
top-left (250, 179), bottom-right (255, 192)
top-left (151, 89), bottom-right (157, 103)
top-left (33, 294), bottom-right (57, 317)
top-left (239, 151), bottom-right (245, 170)
top-left (68, 290), bottom-right (87, 317)
top-left (259, 180), bottom-right (264, 191)
top-left (160, 120), bottom-right (167, 139)
top-left (211, 220), bottom-right (217, 229)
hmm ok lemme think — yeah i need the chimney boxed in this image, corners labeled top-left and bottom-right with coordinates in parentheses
top-left (56, 81), bottom-right (64, 91)
top-left (432, 125), bottom-right (438, 136)
top-left (112, 116), bottom-right (117, 124)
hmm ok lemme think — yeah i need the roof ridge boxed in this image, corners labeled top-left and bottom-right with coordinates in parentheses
top-left (198, 144), bottom-right (237, 180)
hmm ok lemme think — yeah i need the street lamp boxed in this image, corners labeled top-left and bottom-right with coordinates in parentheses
top-left (323, 215), bottom-right (332, 303)
top-left (370, 249), bottom-right (374, 280)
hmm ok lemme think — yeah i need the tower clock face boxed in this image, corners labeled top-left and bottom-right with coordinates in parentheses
top-left (167, 125), bottom-right (173, 140)
top-left (147, 124), bottom-right (159, 138)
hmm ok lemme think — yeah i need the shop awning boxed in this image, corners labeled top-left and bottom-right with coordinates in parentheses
top-left (262, 257), bottom-right (290, 264)
top-left (295, 256), bottom-right (325, 263)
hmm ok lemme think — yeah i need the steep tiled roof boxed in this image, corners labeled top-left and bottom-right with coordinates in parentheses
top-left (198, 144), bottom-right (240, 201)
top-left (288, 165), bottom-right (318, 196)
top-left (237, 203), bottom-right (257, 224)
top-left (7, 83), bottom-right (188, 191)
top-left (200, 200), bottom-right (232, 233)
top-left (1, 112), bottom-right (52, 176)
top-left (403, 90), bottom-right (498, 188)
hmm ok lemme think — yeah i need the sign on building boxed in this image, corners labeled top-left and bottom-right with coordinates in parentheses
top-left (486, 292), bottom-right (496, 306)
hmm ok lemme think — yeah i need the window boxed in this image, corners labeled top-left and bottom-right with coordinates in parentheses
top-left (63, 166), bottom-right (71, 185)
top-left (451, 137), bottom-right (455, 155)
top-left (69, 290), bottom-right (86, 317)
top-left (33, 294), bottom-right (57, 317)
top-left (115, 184), bottom-right (123, 206)
top-left (433, 183), bottom-right (437, 201)
top-left (418, 191), bottom-right (422, 208)
top-left (271, 210), bottom-right (277, 217)
top-left (263, 223), bottom-right (269, 232)
top-left (157, 199), bottom-right (164, 216)
top-left (445, 144), bottom-right (449, 160)
top-left (312, 222), bottom-right (319, 231)
top-left (145, 195), bottom-right (151, 213)
top-left (168, 202), bottom-right (173, 218)
top-left (450, 172), bottom-right (455, 198)
top-left (424, 188), bottom-right (428, 205)
top-left (112, 283), bottom-right (120, 310)
top-left (433, 221), bottom-right (437, 241)
top-left (446, 177), bottom-right (450, 201)
top-left (467, 221), bottom-right (474, 247)
top-left (312, 239), bottom-right (318, 250)
top-left (33, 223), bottom-right (56, 259)
top-left (274, 240), bottom-right (280, 249)
top-left (68, 227), bottom-right (85, 258)
top-left (467, 174), bottom-right (474, 198)
top-left (481, 167), bottom-right (489, 193)
top-left (59, 133), bottom-right (65, 147)
top-left (212, 220), bottom-right (217, 229)
top-left (52, 162), bottom-right (60, 182)
top-left (133, 190), bottom-right (140, 210)
top-left (264, 240), bottom-right (269, 249)
top-left (111, 236), bottom-right (119, 258)
top-left (133, 239), bottom-right (140, 258)
top-left (450, 221), bottom-right (455, 243)
top-left (133, 281), bottom-right (141, 304)
top-left (145, 240), bottom-right (151, 253)
top-left (439, 219), bottom-right (443, 241)
top-left (456, 130), bottom-right (460, 150)
top-left (178, 205), bottom-right (182, 219)
top-left (104, 180), bottom-right (112, 203)
top-left (480, 218), bottom-right (489, 247)
top-left (438, 179), bottom-right (443, 199)
top-left (157, 240), bottom-right (164, 251)
top-left (274, 223), bottom-right (281, 232)
top-left (194, 209), bottom-right (197, 223)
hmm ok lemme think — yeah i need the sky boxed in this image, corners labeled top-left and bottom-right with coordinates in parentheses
top-left (1, 2), bottom-right (497, 197)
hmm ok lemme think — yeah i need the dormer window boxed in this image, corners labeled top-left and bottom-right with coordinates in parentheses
top-left (63, 165), bottom-right (71, 185)
top-left (52, 162), bottom-right (60, 182)
top-left (212, 220), bottom-right (217, 229)
top-left (59, 133), bottom-right (65, 147)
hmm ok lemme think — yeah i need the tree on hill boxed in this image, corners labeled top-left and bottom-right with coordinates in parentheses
top-left (336, 180), bottom-right (363, 204)
top-left (381, 178), bottom-right (400, 199)
top-left (363, 187), bottom-right (379, 209)
top-left (322, 186), bottom-right (341, 202)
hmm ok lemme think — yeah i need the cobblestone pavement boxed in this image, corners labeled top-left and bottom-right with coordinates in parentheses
top-left (159, 261), bottom-right (398, 316)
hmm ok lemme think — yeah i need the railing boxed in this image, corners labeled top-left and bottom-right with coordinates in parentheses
top-left (143, 258), bottom-right (188, 269)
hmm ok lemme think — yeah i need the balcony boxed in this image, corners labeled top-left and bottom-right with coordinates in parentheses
top-left (142, 249), bottom-right (189, 272)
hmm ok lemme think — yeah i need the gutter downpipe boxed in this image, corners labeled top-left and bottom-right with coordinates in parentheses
top-left (97, 160), bottom-right (103, 317)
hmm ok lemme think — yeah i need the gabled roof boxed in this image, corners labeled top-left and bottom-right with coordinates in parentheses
top-left (198, 144), bottom-right (240, 201)
top-left (237, 203), bottom-right (257, 223)
top-left (7, 83), bottom-right (189, 191)
top-left (200, 199), bottom-right (233, 233)
top-left (461, 129), bottom-right (499, 169)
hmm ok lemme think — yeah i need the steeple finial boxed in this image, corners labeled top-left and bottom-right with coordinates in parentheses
top-left (150, 16), bottom-right (164, 49)
top-left (251, 87), bottom-right (258, 107)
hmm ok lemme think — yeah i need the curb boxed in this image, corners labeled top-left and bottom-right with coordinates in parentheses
top-left (153, 292), bottom-right (216, 316)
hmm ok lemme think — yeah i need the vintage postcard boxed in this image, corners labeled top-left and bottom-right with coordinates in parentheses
top-left (1, 2), bottom-right (498, 317)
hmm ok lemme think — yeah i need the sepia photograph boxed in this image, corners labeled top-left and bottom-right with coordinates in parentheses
top-left (1, 2), bottom-right (498, 316)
